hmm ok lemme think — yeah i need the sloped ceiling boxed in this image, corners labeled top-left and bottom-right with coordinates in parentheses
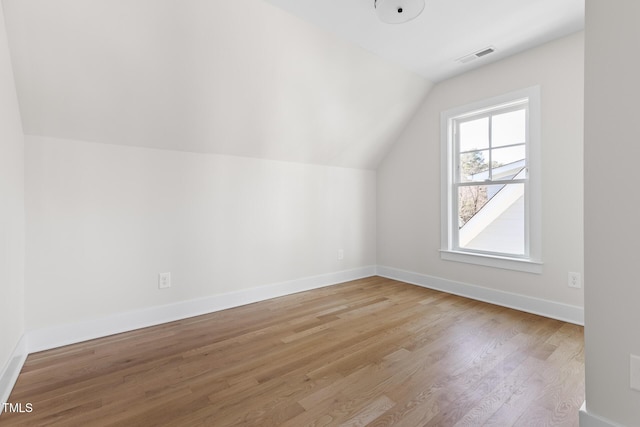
top-left (2, 0), bottom-right (431, 169)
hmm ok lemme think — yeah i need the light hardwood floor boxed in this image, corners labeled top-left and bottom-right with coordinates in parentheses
top-left (2, 277), bottom-right (584, 426)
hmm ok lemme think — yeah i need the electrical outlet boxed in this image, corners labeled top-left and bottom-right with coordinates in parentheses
top-left (337, 249), bottom-right (344, 261)
top-left (568, 272), bottom-right (581, 289)
top-left (631, 354), bottom-right (640, 391)
top-left (158, 272), bottom-right (171, 289)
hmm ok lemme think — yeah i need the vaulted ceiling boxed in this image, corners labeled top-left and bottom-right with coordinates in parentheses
top-left (1, 0), bottom-right (583, 169)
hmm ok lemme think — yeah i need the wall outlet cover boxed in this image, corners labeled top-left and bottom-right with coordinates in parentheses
top-left (631, 354), bottom-right (640, 391)
top-left (568, 272), bottom-right (582, 289)
top-left (158, 272), bottom-right (171, 289)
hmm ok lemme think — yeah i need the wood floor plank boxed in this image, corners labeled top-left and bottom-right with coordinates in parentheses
top-left (1, 277), bottom-right (584, 426)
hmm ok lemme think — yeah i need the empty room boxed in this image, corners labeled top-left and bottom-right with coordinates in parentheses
top-left (1, 0), bottom-right (638, 426)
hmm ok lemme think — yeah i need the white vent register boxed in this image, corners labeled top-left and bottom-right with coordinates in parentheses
top-left (457, 46), bottom-right (496, 64)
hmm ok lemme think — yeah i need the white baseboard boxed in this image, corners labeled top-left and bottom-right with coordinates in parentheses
top-left (579, 402), bottom-right (622, 427)
top-left (0, 334), bottom-right (28, 405)
top-left (376, 265), bottom-right (584, 325)
top-left (28, 266), bottom-right (377, 353)
top-left (12, 264), bottom-right (584, 405)
top-left (28, 264), bottom-right (584, 353)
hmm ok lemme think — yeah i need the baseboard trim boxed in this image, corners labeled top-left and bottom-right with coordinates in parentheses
top-left (27, 264), bottom-right (584, 353)
top-left (28, 266), bottom-right (377, 353)
top-left (579, 402), bottom-right (622, 427)
top-left (376, 265), bottom-right (584, 325)
top-left (15, 264), bottom-right (585, 402)
top-left (0, 334), bottom-right (27, 405)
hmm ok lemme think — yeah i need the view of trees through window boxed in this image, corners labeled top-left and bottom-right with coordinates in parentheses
top-left (458, 151), bottom-right (503, 227)
top-left (455, 107), bottom-right (526, 234)
top-left (443, 88), bottom-right (538, 263)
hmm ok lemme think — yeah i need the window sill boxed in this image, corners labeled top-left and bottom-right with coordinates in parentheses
top-left (440, 250), bottom-right (543, 274)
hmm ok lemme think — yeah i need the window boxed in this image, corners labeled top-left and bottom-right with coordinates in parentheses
top-left (440, 87), bottom-right (541, 273)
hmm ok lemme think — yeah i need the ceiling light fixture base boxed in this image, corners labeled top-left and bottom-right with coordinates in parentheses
top-left (374, 0), bottom-right (425, 24)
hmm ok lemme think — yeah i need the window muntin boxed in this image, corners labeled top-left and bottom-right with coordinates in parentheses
top-left (452, 100), bottom-right (528, 257)
top-left (441, 87), bottom-right (541, 272)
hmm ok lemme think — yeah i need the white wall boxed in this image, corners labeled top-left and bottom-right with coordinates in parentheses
top-left (377, 32), bottom-right (584, 310)
top-left (584, 1), bottom-right (640, 425)
top-left (25, 136), bottom-right (376, 329)
top-left (0, 0), bottom-right (25, 390)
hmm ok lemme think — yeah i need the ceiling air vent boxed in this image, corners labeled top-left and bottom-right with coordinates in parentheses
top-left (457, 46), bottom-right (496, 64)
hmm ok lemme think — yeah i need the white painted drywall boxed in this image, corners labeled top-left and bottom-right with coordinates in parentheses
top-left (24, 136), bottom-right (376, 329)
top-left (2, 0), bottom-right (430, 169)
top-left (264, 0), bottom-right (584, 82)
top-left (584, 0), bottom-right (640, 425)
top-left (377, 32), bottom-right (584, 307)
top-left (0, 1), bottom-right (25, 378)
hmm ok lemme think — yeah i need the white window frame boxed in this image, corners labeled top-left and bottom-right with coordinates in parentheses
top-left (440, 86), bottom-right (542, 274)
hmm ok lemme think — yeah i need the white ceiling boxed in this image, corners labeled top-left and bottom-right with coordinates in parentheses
top-left (1, 0), bottom-right (583, 169)
top-left (263, 0), bottom-right (585, 82)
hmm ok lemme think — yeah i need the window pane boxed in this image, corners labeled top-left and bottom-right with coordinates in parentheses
top-left (458, 183), bottom-right (525, 255)
top-left (492, 109), bottom-right (525, 147)
top-left (491, 145), bottom-right (526, 181)
top-left (458, 184), bottom-right (489, 228)
top-left (459, 150), bottom-right (489, 182)
top-left (459, 117), bottom-right (489, 152)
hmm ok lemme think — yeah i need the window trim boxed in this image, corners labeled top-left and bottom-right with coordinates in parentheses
top-left (440, 86), bottom-right (542, 274)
